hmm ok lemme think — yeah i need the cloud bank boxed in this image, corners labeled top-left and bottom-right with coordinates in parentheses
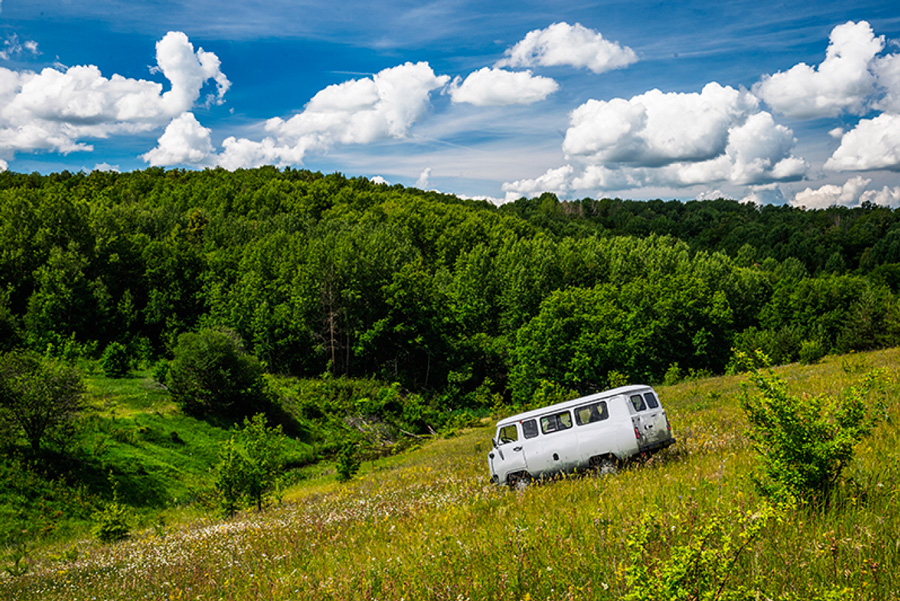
top-left (504, 83), bottom-right (808, 200)
top-left (0, 31), bottom-right (228, 164)
top-left (503, 20), bottom-right (900, 202)
top-left (146, 62), bottom-right (450, 169)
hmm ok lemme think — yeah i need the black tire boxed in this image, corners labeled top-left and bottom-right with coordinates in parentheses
top-left (590, 455), bottom-right (618, 476)
top-left (508, 472), bottom-right (531, 491)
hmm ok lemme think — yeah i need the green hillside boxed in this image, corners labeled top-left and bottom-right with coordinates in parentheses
top-left (4, 348), bottom-right (899, 600)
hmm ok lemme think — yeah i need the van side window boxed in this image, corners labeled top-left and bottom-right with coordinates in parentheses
top-left (575, 401), bottom-right (609, 425)
top-left (522, 419), bottom-right (539, 439)
top-left (644, 392), bottom-right (659, 409)
top-left (540, 411), bottom-right (573, 434)
top-left (630, 394), bottom-right (646, 411)
top-left (498, 424), bottom-right (518, 444)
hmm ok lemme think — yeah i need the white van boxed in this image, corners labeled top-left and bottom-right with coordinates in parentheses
top-left (487, 385), bottom-right (676, 488)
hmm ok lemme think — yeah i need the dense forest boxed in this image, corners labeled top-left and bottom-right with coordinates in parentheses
top-left (1, 166), bottom-right (900, 410)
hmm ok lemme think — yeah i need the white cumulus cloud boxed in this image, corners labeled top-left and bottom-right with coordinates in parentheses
top-left (739, 184), bottom-right (787, 206)
top-left (0, 34), bottom-right (40, 60)
top-left (753, 21), bottom-right (883, 119)
top-left (502, 165), bottom-right (574, 201)
top-left (790, 176), bottom-right (873, 208)
top-left (449, 68), bottom-right (558, 106)
top-left (0, 31), bottom-right (228, 162)
top-left (789, 177), bottom-right (900, 210)
top-left (825, 113), bottom-right (900, 172)
top-left (415, 167), bottom-right (431, 188)
top-left (208, 61), bottom-right (449, 169)
top-left (861, 185), bottom-right (900, 207)
top-left (496, 22), bottom-right (637, 74)
top-left (875, 52), bottom-right (900, 113)
top-left (563, 83), bottom-right (760, 166)
top-left (142, 112), bottom-right (214, 166)
top-left (503, 81), bottom-right (809, 198)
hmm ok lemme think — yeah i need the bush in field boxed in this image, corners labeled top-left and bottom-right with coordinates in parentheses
top-left (738, 350), bottom-right (882, 504)
top-left (91, 479), bottom-right (131, 543)
top-left (166, 328), bottom-right (269, 418)
top-left (213, 413), bottom-right (286, 516)
top-left (100, 342), bottom-right (131, 378)
top-left (335, 440), bottom-right (361, 482)
top-left (798, 339), bottom-right (827, 365)
top-left (0, 351), bottom-right (85, 454)
top-left (91, 498), bottom-right (131, 543)
top-left (624, 504), bottom-right (774, 601)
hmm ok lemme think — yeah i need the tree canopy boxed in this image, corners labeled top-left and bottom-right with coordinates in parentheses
top-left (1, 167), bottom-right (899, 408)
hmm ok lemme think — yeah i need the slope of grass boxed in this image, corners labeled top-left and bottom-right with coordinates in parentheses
top-left (4, 350), bottom-right (900, 599)
top-left (0, 369), bottom-right (316, 545)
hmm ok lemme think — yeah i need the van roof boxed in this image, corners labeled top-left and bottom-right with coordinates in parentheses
top-left (496, 385), bottom-right (654, 427)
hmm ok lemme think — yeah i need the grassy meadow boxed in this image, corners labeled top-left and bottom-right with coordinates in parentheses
top-left (3, 349), bottom-right (900, 600)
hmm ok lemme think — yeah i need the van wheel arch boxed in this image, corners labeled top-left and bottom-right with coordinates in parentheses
top-left (507, 471), bottom-right (531, 491)
top-left (590, 454), bottom-right (619, 475)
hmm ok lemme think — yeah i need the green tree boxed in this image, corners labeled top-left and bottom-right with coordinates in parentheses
top-left (99, 341), bottom-right (132, 378)
top-left (213, 413), bottom-right (286, 516)
top-left (0, 351), bottom-right (85, 454)
top-left (166, 327), bottom-right (269, 418)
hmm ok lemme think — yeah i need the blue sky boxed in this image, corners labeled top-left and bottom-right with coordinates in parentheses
top-left (1, 1), bottom-right (900, 207)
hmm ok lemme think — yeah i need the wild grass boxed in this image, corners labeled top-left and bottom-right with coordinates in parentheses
top-left (3, 349), bottom-right (900, 599)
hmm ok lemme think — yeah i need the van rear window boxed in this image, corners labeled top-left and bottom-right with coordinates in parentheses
top-left (540, 411), bottom-right (573, 434)
top-left (575, 401), bottom-right (609, 425)
top-left (630, 394), bottom-right (646, 411)
top-left (522, 419), bottom-right (539, 439)
top-left (644, 392), bottom-right (659, 409)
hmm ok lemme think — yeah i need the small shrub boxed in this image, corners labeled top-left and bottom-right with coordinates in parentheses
top-left (336, 441), bottom-right (361, 482)
top-left (100, 342), bottom-right (131, 377)
top-left (738, 350), bottom-right (882, 504)
top-left (212, 413), bottom-right (286, 516)
top-left (663, 363), bottom-right (683, 385)
top-left (3, 539), bottom-right (30, 577)
top-left (623, 504), bottom-right (775, 601)
top-left (799, 339), bottom-right (827, 365)
top-left (153, 359), bottom-right (169, 386)
top-left (91, 499), bottom-right (131, 543)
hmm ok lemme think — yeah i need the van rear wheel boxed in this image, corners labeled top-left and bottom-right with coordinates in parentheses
top-left (590, 455), bottom-right (618, 476)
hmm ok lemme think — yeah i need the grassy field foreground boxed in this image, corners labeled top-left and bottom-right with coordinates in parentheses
top-left (4, 349), bottom-right (900, 600)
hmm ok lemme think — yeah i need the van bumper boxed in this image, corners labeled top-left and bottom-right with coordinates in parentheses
top-left (644, 437), bottom-right (676, 453)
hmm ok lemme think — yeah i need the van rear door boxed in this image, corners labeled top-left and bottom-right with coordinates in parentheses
top-left (628, 390), bottom-right (671, 451)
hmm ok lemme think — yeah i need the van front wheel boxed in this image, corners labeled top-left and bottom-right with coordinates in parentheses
top-left (508, 472), bottom-right (531, 491)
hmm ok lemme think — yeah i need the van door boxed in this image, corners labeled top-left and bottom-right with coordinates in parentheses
top-left (629, 390), bottom-right (671, 450)
top-left (490, 423), bottom-right (528, 484)
top-left (529, 410), bottom-right (580, 477)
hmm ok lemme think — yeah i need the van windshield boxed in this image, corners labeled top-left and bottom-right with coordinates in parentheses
top-left (498, 424), bottom-right (518, 444)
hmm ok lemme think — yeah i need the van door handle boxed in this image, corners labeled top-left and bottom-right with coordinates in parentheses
top-left (513, 446), bottom-right (522, 451)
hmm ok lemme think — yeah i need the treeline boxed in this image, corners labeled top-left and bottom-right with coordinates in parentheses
top-left (1, 167), bottom-right (899, 408)
top-left (502, 193), bottom-right (900, 284)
